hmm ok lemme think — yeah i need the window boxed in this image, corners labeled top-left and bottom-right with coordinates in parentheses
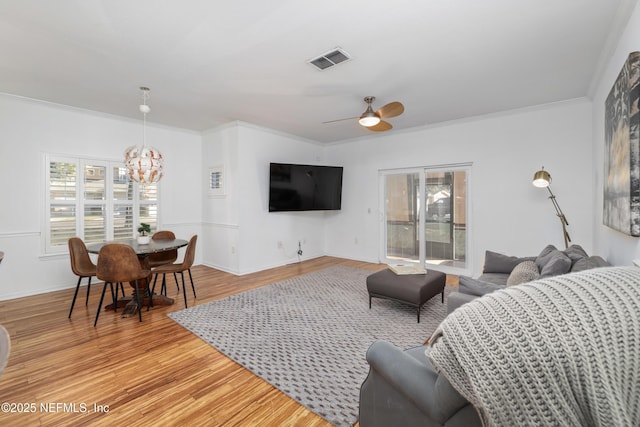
top-left (208, 165), bottom-right (225, 196)
top-left (380, 164), bottom-right (469, 274)
top-left (44, 155), bottom-right (159, 254)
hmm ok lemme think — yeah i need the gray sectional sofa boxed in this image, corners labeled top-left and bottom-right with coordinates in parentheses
top-left (360, 265), bottom-right (638, 427)
top-left (447, 244), bottom-right (609, 313)
top-left (359, 246), bottom-right (615, 427)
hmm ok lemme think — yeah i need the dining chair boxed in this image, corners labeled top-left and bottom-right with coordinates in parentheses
top-left (0, 325), bottom-right (10, 377)
top-left (152, 235), bottom-right (198, 308)
top-left (68, 237), bottom-right (98, 318)
top-left (68, 238), bottom-right (125, 319)
top-left (149, 230), bottom-right (179, 295)
top-left (94, 244), bottom-right (152, 327)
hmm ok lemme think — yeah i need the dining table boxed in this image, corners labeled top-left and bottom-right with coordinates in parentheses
top-left (87, 238), bottom-right (188, 314)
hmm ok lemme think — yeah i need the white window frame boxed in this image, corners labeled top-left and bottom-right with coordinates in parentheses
top-left (208, 165), bottom-right (225, 197)
top-left (43, 154), bottom-right (160, 254)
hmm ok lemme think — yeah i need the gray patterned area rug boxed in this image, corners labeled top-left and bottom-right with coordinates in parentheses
top-left (168, 265), bottom-right (452, 426)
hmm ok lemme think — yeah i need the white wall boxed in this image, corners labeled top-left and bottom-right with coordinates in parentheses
top-left (591, 0), bottom-right (640, 266)
top-left (0, 93), bottom-right (602, 299)
top-left (324, 100), bottom-right (595, 276)
top-left (201, 122), bottom-right (327, 275)
top-left (0, 94), bottom-right (202, 300)
top-left (200, 102), bottom-right (595, 279)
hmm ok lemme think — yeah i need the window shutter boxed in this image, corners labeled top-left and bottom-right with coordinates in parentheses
top-left (48, 160), bottom-right (77, 249)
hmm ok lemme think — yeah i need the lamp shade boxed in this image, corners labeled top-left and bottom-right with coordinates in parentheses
top-left (125, 87), bottom-right (164, 184)
top-left (125, 145), bottom-right (163, 183)
top-left (532, 168), bottom-right (551, 188)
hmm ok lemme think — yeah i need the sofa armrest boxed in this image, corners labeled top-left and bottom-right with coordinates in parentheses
top-left (363, 340), bottom-right (470, 424)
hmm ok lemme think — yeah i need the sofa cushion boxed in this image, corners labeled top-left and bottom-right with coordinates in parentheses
top-left (506, 261), bottom-right (540, 286)
top-left (483, 251), bottom-right (531, 274)
top-left (535, 244), bottom-right (557, 268)
top-left (563, 244), bottom-right (590, 271)
top-left (571, 256), bottom-right (610, 272)
top-left (564, 244), bottom-right (589, 265)
top-left (536, 245), bottom-right (572, 278)
top-left (458, 276), bottom-right (503, 296)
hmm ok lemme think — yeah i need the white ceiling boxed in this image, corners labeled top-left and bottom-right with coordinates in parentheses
top-left (0, 0), bottom-right (634, 143)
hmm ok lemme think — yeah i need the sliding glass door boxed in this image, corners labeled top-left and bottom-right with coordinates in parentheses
top-left (381, 165), bottom-right (468, 272)
top-left (385, 172), bottom-right (420, 262)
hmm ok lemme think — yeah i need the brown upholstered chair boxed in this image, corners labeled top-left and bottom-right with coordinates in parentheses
top-left (68, 237), bottom-right (98, 318)
top-left (149, 230), bottom-right (179, 294)
top-left (148, 230), bottom-right (178, 267)
top-left (152, 235), bottom-right (198, 308)
top-left (95, 244), bottom-right (151, 326)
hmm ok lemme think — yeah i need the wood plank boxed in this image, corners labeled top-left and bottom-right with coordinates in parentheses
top-left (0, 257), bottom-right (456, 425)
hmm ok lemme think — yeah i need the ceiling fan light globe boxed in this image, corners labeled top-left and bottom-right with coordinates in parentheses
top-left (359, 115), bottom-right (380, 127)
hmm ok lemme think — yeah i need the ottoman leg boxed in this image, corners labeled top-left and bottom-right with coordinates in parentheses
top-left (441, 291), bottom-right (444, 303)
top-left (417, 306), bottom-right (420, 323)
top-left (369, 294), bottom-right (372, 309)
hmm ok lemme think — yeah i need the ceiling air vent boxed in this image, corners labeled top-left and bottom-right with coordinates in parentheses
top-left (308, 48), bottom-right (351, 71)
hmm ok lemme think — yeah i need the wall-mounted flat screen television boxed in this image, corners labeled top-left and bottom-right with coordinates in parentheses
top-left (269, 163), bottom-right (343, 212)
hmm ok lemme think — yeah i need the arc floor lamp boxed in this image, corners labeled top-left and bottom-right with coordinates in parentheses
top-left (532, 167), bottom-right (571, 249)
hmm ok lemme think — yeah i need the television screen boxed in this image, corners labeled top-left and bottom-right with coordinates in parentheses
top-left (269, 163), bottom-right (343, 212)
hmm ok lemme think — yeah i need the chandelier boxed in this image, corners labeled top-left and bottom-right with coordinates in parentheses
top-left (125, 87), bottom-right (164, 184)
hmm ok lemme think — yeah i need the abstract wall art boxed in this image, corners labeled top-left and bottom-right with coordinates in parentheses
top-left (604, 51), bottom-right (640, 236)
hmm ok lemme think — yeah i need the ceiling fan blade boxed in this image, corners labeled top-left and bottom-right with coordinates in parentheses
top-left (376, 101), bottom-right (404, 119)
top-left (322, 116), bottom-right (359, 124)
top-left (367, 120), bottom-right (393, 132)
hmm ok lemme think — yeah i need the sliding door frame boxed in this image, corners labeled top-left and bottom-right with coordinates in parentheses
top-left (378, 163), bottom-right (472, 276)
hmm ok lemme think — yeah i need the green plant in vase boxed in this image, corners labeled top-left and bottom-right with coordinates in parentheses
top-left (137, 223), bottom-right (152, 244)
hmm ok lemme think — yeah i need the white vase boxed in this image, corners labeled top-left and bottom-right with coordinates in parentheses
top-left (137, 235), bottom-right (151, 245)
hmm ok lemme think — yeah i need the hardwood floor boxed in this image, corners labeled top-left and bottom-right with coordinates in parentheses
top-left (0, 257), bottom-right (455, 426)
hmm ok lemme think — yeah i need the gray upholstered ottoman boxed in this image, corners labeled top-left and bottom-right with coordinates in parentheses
top-left (366, 269), bottom-right (446, 322)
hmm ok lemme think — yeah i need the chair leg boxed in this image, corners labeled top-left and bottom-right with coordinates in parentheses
top-left (161, 274), bottom-right (167, 296)
top-left (181, 271), bottom-right (188, 308)
top-left (146, 281), bottom-right (154, 311)
top-left (113, 283), bottom-right (120, 313)
top-left (133, 280), bottom-right (143, 322)
top-left (94, 282), bottom-right (110, 327)
top-left (151, 274), bottom-right (159, 295)
top-left (174, 273), bottom-right (180, 293)
top-left (85, 276), bottom-right (92, 305)
top-left (68, 276), bottom-right (83, 318)
top-left (188, 269), bottom-right (196, 299)
top-left (108, 282), bottom-right (116, 313)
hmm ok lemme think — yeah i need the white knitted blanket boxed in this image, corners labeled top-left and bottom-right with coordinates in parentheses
top-left (429, 266), bottom-right (640, 427)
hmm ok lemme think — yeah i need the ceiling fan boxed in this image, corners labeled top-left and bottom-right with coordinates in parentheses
top-left (323, 96), bottom-right (405, 132)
